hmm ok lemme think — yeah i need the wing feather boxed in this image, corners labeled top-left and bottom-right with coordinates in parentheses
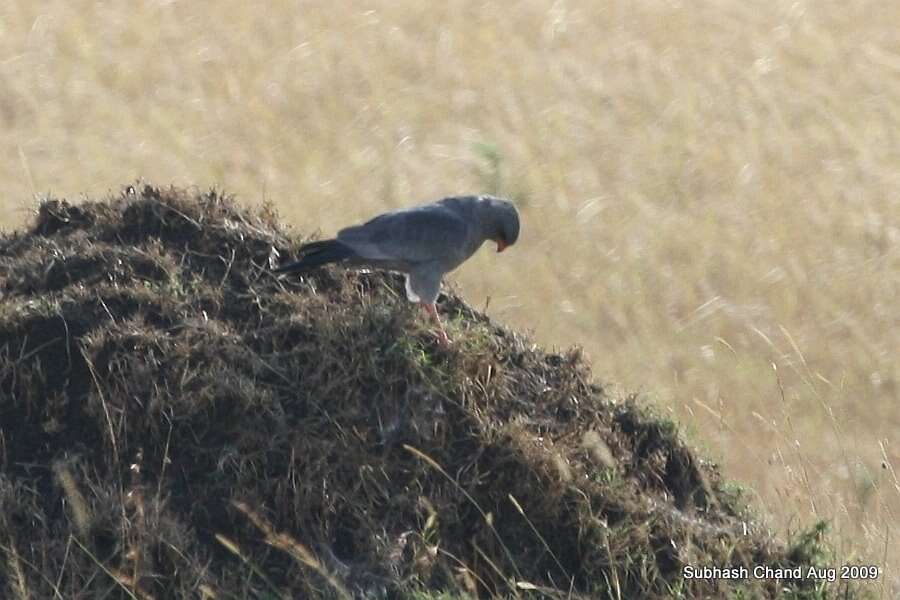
top-left (337, 205), bottom-right (471, 265)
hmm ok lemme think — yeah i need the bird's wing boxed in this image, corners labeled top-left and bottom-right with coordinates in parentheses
top-left (336, 204), bottom-right (472, 265)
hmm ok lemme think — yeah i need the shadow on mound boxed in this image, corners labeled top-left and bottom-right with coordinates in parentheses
top-left (0, 185), bottom-right (845, 599)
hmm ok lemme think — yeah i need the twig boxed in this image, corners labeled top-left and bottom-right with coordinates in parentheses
top-left (79, 347), bottom-right (119, 466)
top-left (403, 444), bottom-right (523, 588)
top-left (231, 501), bottom-right (353, 600)
top-left (508, 494), bottom-right (571, 583)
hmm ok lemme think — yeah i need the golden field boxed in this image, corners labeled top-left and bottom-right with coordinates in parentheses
top-left (2, 0), bottom-right (898, 594)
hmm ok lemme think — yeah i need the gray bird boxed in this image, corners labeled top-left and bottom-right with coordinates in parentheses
top-left (273, 195), bottom-right (520, 345)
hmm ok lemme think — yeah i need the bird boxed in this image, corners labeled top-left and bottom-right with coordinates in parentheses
top-left (272, 195), bottom-right (520, 345)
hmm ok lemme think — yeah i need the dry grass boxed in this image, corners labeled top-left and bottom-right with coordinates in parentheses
top-left (1, 0), bottom-right (898, 594)
top-left (0, 187), bottom-right (841, 598)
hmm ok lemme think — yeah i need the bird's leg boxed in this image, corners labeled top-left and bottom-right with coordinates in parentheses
top-left (422, 303), bottom-right (451, 346)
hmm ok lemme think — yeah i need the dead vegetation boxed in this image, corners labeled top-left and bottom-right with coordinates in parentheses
top-left (0, 186), bottom-right (853, 598)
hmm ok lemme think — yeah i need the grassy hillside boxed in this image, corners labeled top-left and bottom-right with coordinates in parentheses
top-left (0, 1), bottom-right (897, 594)
top-left (0, 187), bottom-right (853, 598)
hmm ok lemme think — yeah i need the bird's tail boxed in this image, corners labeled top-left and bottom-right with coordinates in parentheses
top-left (272, 239), bottom-right (356, 273)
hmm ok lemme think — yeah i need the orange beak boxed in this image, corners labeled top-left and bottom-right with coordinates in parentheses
top-left (496, 240), bottom-right (508, 253)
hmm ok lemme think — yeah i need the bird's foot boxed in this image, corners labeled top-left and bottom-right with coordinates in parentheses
top-left (422, 303), bottom-right (452, 347)
top-left (433, 329), bottom-right (452, 347)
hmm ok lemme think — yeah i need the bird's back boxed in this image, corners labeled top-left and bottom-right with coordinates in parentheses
top-left (336, 200), bottom-right (475, 269)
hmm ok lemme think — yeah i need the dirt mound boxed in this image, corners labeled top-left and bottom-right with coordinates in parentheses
top-left (0, 186), bottom-right (844, 599)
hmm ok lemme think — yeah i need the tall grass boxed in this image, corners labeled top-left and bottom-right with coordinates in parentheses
top-left (1, 0), bottom-right (897, 593)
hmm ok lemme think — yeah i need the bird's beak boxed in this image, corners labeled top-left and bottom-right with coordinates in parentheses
top-left (496, 240), bottom-right (508, 253)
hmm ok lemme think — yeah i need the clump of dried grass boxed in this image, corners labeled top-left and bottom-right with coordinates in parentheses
top-left (0, 186), bottom-right (852, 598)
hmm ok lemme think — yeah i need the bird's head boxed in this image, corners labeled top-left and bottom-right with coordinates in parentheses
top-left (479, 196), bottom-right (520, 253)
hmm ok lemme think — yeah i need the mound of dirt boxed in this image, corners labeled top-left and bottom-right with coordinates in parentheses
top-left (0, 186), bottom-right (843, 599)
